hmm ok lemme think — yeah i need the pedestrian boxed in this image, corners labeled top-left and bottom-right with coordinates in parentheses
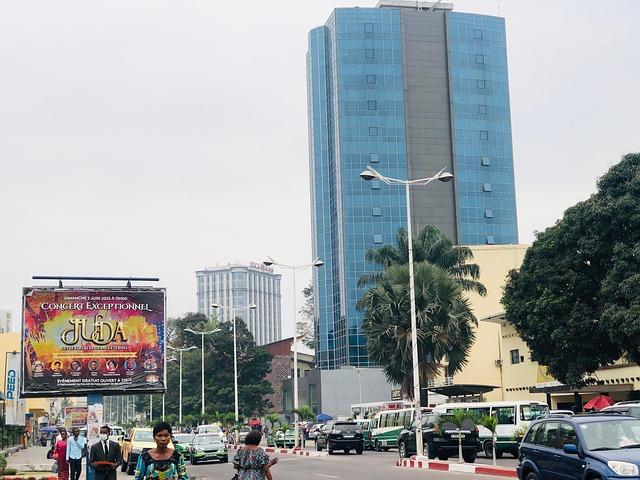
top-left (88, 425), bottom-right (122, 480)
top-left (66, 427), bottom-right (87, 480)
top-left (133, 421), bottom-right (188, 480)
top-left (53, 428), bottom-right (69, 480)
top-left (232, 430), bottom-right (278, 480)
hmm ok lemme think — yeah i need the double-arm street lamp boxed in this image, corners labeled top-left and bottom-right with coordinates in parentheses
top-left (263, 257), bottom-right (324, 448)
top-left (211, 302), bottom-right (257, 442)
top-left (185, 327), bottom-right (221, 418)
top-left (167, 345), bottom-right (197, 424)
top-left (360, 165), bottom-right (453, 458)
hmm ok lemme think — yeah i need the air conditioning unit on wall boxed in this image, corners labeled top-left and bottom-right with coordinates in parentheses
top-left (495, 359), bottom-right (503, 367)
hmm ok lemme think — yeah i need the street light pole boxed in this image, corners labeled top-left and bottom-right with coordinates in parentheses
top-left (167, 346), bottom-right (197, 424)
top-left (263, 257), bottom-right (324, 449)
top-left (360, 165), bottom-right (453, 458)
top-left (185, 327), bottom-right (220, 420)
top-left (211, 303), bottom-right (256, 443)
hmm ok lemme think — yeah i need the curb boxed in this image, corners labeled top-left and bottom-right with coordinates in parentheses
top-left (396, 458), bottom-right (517, 477)
top-left (227, 444), bottom-right (327, 457)
top-left (0, 447), bottom-right (22, 457)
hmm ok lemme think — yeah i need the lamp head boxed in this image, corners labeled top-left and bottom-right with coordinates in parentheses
top-left (359, 170), bottom-right (377, 181)
top-left (263, 257), bottom-right (275, 267)
top-left (211, 303), bottom-right (220, 309)
top-left (249, 304), bottom-right (257, 310)
top-left (312, 258), bottom-right (324, 268)
top-left (437, 171), bottom-right (454, 183)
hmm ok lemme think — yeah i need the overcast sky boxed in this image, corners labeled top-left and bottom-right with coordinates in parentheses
top-left (1, 0), bottom-right (638, 334)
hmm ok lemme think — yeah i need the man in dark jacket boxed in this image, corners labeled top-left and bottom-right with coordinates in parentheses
top-left (88, 425), bottom-right (122, 480)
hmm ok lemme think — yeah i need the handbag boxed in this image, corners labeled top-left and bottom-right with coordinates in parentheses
top-left (52, 460), bottom-right (59, 473)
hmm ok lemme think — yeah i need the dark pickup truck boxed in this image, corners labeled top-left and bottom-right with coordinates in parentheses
top-left (397, 413), bottom-right (480, 462)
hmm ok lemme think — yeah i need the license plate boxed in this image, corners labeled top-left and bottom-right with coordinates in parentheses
top-left (343, 435), bottom-right (354, 439)
top-left (451, 433), bottom-right (465, 439)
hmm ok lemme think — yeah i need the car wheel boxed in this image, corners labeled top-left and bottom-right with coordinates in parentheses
top-left (462, 450), bottom-right (477, 463)
top-left (328, 448), bottom-right (334, 455)
top-left (398, 442), bottom-right (409, 459)
top-left (127, 462), bottom-right (135, 475)
top-left (221, 456), bottom-right (228, 463)
top-left (525, 473), bottom-right (539, 480)
top-left (190, 457), bottom-right (197, 465)
top-left (356, 447), bottom-right (363, 455)
top-left (437, 453), bottom-right (448, 461)
top-left (374, 440), bottom-right (381, 452)
top-left (483, 440), bottom-right (494, 458)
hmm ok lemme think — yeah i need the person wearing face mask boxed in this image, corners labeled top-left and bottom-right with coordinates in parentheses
top-left (89, 425), bottom-right (122, 480)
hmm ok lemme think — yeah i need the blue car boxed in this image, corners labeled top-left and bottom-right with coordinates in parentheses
top-left (518, 413), bottom-right (640, 480)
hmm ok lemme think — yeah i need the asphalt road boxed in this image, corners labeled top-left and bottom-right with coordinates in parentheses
top-left (121, 449), bottom-right (517, 480)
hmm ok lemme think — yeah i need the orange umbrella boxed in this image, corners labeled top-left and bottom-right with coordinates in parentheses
top-left (583, 394), bottom-right (615, 411)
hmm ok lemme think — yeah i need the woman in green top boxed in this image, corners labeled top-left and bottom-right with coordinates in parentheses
top-left (134, 422), bottom-right (188, 480)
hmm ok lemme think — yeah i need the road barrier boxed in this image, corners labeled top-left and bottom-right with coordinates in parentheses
top-left (396, 458), bottom-right (517, 477)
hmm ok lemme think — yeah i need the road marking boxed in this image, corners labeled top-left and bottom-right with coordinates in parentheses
top-left (314, 475), bottom-right (339, 478)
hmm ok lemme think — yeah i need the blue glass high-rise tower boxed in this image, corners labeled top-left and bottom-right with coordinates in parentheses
top-left (308, 1), bottom-right (518, 369)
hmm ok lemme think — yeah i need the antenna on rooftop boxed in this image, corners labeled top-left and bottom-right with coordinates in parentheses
top-left (427, 0), bottom-right (445, 13)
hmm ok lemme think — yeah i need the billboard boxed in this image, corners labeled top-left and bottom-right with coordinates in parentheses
top-left (22, 287), bottom-right (165, 397)
top-left (5, 351), bottom-right (26, 425)
top-left (64, 407), bottom-right (88, 429)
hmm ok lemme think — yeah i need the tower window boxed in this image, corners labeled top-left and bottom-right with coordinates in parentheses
top-left (478, 104), bottom-right (487, 114)
top-left (481, 156), bottom-right (491, 166)
top-left (373, 234), bottom-right (383, 244)
top-left (370, 153), bottom-right (379, 163)
top-left (371, 180), bottom-right (381, 190)
top-left (477, 79), bottom-right (486, 89)
top-left (476, 54), bottom-right (484, 64)
top-left (480, 130), bottom-right (488, 140)
top-left (369, 127), bottom-right (378, 136)
top-left (474, 29), bottom-right (483, 39)
top-left (485, 209), bottom-right (494, 218)
top-left (486, 235), bottom-right (496, 245)
top-left (372, 207), bottom-right (382, 216)
top-left (483, 183), bottom-right (492, 192)
top-left (366, 74), bottom-right (376, 84)
top-left (368, 100), bottom-right (377, 110)
top-left (364, 23), bottom-right (374, 33)
top-left (365, 49), bottom-right (375, 59)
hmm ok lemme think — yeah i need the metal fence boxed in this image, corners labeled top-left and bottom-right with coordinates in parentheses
top-left (0, 423), bottom-right (24, 450)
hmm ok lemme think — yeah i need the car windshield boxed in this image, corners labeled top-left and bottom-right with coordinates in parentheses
top-left (521, 404), bottom-right (549, 421)
top-left (580, 419), bottom-right (640, 450)
top-left (195, 435), bottom-right (221, 444)
top-left (199, 426), bottom-right (221, 434)
top-left (111, 428), bottom-right (124, 435)
top-left (133, 431), bottom-right (154, 442)
top-left (174, 434), bottom-right (193, 443)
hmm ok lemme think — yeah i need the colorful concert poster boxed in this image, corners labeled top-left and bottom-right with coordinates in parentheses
top-left (22, 288), bottom-right (165, 397)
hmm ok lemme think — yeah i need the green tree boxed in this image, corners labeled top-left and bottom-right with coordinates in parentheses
top-left (358, 262), bottom-right (476, 403)
top-left (480, 415), bottom-right (499, 465)
top-left (163, 313), bottom-right (273, 419)
top-left (265, 413), bottom-right (280, 431)
top-left (359, 225), bottom-right (486, 296)
top-left (502, 153), bottom-right (640, 387)
top-left (436, 409), bottom-right (477, 463)
top-left (292, 405), bottom-right (314, 422)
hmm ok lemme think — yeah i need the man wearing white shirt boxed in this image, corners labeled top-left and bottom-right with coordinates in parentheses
top-left (66, 427), bottom-right (87, 480)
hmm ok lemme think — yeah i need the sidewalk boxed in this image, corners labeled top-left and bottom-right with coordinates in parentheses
top-left (6, 446), bottom-right (54, 472)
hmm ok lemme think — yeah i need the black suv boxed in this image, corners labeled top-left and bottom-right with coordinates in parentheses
top-left (315, 421), bottom-right (364, 455)
top-left (397, 413), bottom-right (479, 462)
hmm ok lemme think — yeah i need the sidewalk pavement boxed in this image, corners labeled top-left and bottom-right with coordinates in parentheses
top-left (396, 457), bottom-right (518, 478)
top-left (6, 446), bottom-right (55, 472)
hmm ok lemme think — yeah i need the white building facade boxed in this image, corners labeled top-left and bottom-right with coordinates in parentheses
top-left (196, 263), bottom-right (282, 346)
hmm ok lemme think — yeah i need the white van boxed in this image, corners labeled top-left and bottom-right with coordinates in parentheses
top-left (432, 401), bottom-right (548, 458)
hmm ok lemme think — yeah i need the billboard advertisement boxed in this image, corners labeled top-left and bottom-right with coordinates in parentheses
top-left (22, 287), bottom-right (165, 397)
top-left (64, 407), bottom-right (88, 429)
top-left (4, 351), bottom-right (26, 425)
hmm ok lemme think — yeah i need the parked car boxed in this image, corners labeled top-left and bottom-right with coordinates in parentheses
top-left (173, 433), bottom-right (195, 460)
top-left (110, 426), bottom-right (125, 444)
top-left (549, 410), bottom-right (574, 416)
top-left (308, 424), bottom-right (324, 441)
top-left (238, 426), bottom-right (251, 443)
top-left (274, 429), bottom-right (295, 448)
top-left (601, 402), bottom-right (640, 420)
top-left (266, 433), bottom-right (276, 447)
top-left (397, 413), bottom-right (479, 462)
top-left (356, 419), bottom-right (374, 450)
top-left (518, 413), bottom-right (640, 480)
top-left (121, 428), bottom-right (174, 475)
top-left (315, 421), bottom-right (364, 455)
top-left (189, 434), bottom-right (228, 464)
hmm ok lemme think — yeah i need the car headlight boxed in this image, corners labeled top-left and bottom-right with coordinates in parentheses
top-left (608, 461), bottom-right (639, 476)
top-left (131, 448), bottom-right (141, 454)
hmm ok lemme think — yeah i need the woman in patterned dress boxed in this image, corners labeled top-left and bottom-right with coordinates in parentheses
top-left (232, 430), bottom-right (278, 480)
top-left (54, 428), bottom-right (70, 480)
top-left (134, 422), bottom-right (188, 480)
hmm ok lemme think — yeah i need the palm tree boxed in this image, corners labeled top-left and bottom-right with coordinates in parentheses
top-left (357, 262), bottom-right (477, 399)
top-left (358, 226), bottom-right (487, 296)
top-left (437, 409), bottom-right (477, 463)
top-left (265, 413), bottom-right (280, 431)
top-left (480, 415), bottom-right (499, 466)
top-left (292, 405), bottom-right (315, 422)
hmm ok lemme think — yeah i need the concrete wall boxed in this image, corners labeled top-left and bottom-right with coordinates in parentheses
top-left (319, 367), bottom-right (398, 417)
top-left (445, 245), bottom-right (529, 400)
top-left (400, 10), bottom-right (458, 242)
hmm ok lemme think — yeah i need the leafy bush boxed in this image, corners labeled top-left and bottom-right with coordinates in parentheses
top-left (0, 453), bottom-right (7, 473)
